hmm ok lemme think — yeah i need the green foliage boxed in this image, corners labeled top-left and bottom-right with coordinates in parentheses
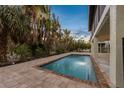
top-left (55, 48), bottom-right (65, 54)
top-left (35, 47), bottom-right (46, 57)
top-left (0, 6), bottom-right (30, 44)
top-left (13, 44), bottom-right (32, 60)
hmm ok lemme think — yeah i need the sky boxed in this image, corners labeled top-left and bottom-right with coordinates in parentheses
top-left (51, 5), bottom-right (90, 41)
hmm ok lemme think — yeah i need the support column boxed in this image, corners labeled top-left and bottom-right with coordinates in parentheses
top-left (110, 5), bottom-right (124, 87)
top-left (100, 43), bottom-right (102, 53)
top-left (91, 37), bottom-right (98, 58)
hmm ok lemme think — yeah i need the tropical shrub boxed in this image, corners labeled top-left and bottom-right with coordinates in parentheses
top-left (35, 47), bottom-right (46, 57)
top-left (13, 43), bottom-right (32, 60)
top-left (7, 52), bottom-right (20, 64)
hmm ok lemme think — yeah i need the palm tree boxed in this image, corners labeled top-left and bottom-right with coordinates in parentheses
top-left (62, 29), bottom-right (71, 52)
top-left (45, 13), bottom-right (61, 54)
top-left (0, 17), bottom-right (7, 63)
top-left (0, 6), bottom-right (30, 63)
top-left (23, 6), bottom-right (41, 44)
top-left (22, 5), bottom-right (49, 56)
top-left (51, 15), bottom-right (62, 53)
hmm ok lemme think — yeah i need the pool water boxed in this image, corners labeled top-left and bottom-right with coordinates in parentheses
top-left (40, 54), bottom-right (97, 82)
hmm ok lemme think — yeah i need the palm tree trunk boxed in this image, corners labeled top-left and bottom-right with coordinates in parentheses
top-left (0, 30), bottom-right (7, 64)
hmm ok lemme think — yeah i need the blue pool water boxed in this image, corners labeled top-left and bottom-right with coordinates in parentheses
top-left (41, 54), bottom-right (97, 82)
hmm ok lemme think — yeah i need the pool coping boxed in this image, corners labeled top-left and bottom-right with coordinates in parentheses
top-left (34, 54), bottom-right (110, 88)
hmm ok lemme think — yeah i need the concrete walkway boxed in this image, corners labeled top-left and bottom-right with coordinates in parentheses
top-left (0, 52), bottom-right (98, 88)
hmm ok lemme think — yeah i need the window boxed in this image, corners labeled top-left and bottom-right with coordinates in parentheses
top-left (98, 42), bottom-right (110, 53)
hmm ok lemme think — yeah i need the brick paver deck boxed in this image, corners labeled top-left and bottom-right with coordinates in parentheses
top-left (95, 56), bottom-right (111, 87)
top-left (0, 52), bottom-right (98, 88)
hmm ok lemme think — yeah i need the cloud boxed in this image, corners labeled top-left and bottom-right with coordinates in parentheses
top-left (70, 28), bottom-right (90, 36)
top-left (83, 34), bottom-right (91, 42)
top-left (69, 28), bottom-right (91, 42)
top-left (73, 34), bottom-right (91, 42)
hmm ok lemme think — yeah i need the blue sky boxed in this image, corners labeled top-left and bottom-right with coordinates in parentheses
top-left (51, 5), bottom-right (90, 41)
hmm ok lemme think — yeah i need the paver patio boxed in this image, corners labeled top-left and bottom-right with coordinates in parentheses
top-left (95, 55), bottom-right (111, 86)
top-left (0, 52), bottom-right (104, 88)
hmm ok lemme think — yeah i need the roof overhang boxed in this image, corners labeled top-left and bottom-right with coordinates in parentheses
top-left (88, 5), bottom-right (97, 32)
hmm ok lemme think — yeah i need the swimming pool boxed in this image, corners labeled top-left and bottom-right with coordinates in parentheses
top-left (40, 54), bottom-right (97, 82)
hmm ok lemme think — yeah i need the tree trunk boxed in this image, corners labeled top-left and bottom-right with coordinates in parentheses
top-left (0, 29), bottom-right (7, 64)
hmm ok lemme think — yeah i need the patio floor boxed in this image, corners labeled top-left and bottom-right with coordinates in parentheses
top-left (0, 52), bottom-right (101, 88)
top-left (95, 53), bottom-right (111, 86)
